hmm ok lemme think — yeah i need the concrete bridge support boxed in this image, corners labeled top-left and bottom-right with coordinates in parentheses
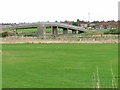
top-left (37, 25), bottom-right (46, 37)
top-left (72, 30), bottom-right (77, 34)
top-left (52, 26), bottom-right (58, 36)
top-left (63, 28), bottom-right (68, 35)
top-left (13, 28), bottom-right (18, 36)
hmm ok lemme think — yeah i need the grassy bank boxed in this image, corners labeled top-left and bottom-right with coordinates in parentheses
top-left (2, 43), bottom-right (118, 88)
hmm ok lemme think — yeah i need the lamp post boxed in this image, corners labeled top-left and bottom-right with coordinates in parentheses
top-left (88, 13), bottom-right (90, 29)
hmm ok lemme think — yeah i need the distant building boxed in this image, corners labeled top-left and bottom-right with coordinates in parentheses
top-left (61, 20), bottom-right (118, 29)
top-left (90, 21), bottom-right (118, 29)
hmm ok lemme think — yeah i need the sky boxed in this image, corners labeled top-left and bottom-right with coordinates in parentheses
top-left (118, 1), bottom-right (120, 20)
top-left (0, 0), bottom-right (119, 23)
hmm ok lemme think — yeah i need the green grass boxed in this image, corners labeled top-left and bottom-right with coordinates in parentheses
top-left (2, 44), bottom-right (118, 88)
top-left (17, 28), bottom-right (38, 33)
top-left (4, 28), bottom-right (63, 33)
top-left (0, 44), bottom-right (2, 89)
top-left (17, 28), bottom-right (53, 33)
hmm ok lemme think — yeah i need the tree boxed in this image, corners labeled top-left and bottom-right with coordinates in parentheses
top-left (77, 19), bottom-right (80, 26)
top-left (72, 21), bottom-right (78, 26)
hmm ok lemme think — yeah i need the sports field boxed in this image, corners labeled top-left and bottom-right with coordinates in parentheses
top-left (2, 43), bottom-right (118, 88)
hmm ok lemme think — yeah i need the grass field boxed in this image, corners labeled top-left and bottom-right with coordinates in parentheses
top-left (2, 44), bottom-right (118, 88)
top-left (17, 28), bottom-right (53, 33)
top-left (5, 28), bottom-right (63, 33)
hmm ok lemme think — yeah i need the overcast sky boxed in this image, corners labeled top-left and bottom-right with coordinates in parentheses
top-left (0, 0), bottom-right (119, 23)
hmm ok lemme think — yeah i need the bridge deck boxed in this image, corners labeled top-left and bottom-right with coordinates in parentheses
top-left (2, 22), bottom-right (85, 31)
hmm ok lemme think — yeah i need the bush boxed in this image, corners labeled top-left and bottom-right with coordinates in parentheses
top-left (104, 29), bottom-right (120, 34)
top-left (2, 32), bottom-right (8, 37)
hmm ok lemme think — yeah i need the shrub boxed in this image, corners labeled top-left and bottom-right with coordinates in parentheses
top-left (2, 32), bottom-right (8, 37)
top-left (104, 29), bottom-right (120, 34)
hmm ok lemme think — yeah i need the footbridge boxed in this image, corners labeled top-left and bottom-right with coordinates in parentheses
top-left (2, 22), bottom-right (86, 36)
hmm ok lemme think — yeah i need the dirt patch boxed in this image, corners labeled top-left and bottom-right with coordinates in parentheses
top-left (0, 36), bottom-right (118, 44)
